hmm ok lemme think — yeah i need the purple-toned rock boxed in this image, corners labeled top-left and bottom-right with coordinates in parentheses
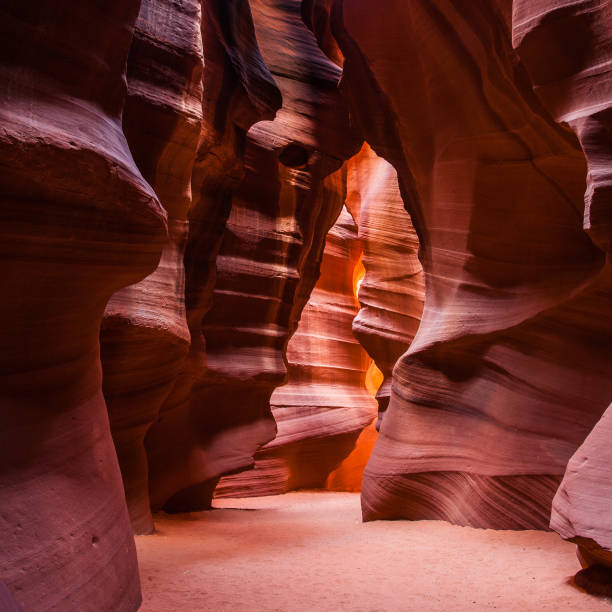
top-left (330, 0), bottom-right (612, 529)
top-left (147, 0), bottom-right (361, 512)
top-left (101, 0), bottom-right (204, 535)
top-left (0, 1), bottom-right (166, 609)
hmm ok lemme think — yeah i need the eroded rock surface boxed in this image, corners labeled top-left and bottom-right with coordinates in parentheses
top-left (146, 0), bottom-right (360, 512)
top-left (330, 0), bottom-right (612, 528)
top-left (3, 0), bottom-right (612, 605)
top-left (348, 143), bottom-right (424, 428)
top-left (101, 0), bottom-right (204, 535)
top-left (550, 405), bottom-right (612, 572)
top-left (216, 206), bottom-right (376, 497)
top-left (145, 0), bottom-right (282, 514)
top-left (513, 0), bottom-right (612, 572)
top-left (0, 1), bottom-right (166, 609)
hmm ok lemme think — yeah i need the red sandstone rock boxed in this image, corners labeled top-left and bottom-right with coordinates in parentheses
top-left (146, 0), bottom-right (361, 512)
top-left (330, 0), bottom-right (612, 528)
top-left (216, 206), bottom-right (377, 497)
top-left (143, 0), bottom-right (282, 513)
top-left (347, 143), bottom-right (424, 427)
top-left (550, 405), bottom-right (612, 570)
top-left (0, 1), bottom-right (167, 609)
top-left (302, 0), bottom-right (343, 65)
top-left (513, 0), bottom-right (612, 254)
top-left (513, 0), bottom-right (612, 570)
top-left (325, 421), bottom-right (379, 492)
top-left (101, 0), bottom-right (204, 536)
top-left (4, 3), bottom-right (611, 606)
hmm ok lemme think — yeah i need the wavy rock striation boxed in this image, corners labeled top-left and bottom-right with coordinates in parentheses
top-left (330, 0), bottom-right (612, 528)
top-left (144, 0), bottom-right (283, 514)
top-left (550, 404), bottom-right (612, 573)
top-left (146, 0), bottom-right (361, 512)
top-left (216, 206), bottom-right (377, 497)
top-left (348, 143), bottom-right (425, 428)
top-left (101, 0), bottom-right (204, 535)
top-left (0, 1), bottom-right (167, 609)
top-left (513, 0), bottom-right (612, 576)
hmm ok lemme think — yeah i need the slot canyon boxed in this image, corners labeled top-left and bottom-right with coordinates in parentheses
top-left (0, 0), bottom-right (611, 610)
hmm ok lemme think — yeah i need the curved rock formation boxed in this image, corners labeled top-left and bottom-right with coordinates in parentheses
top-left (144, 0), bottom-right (283, 514)
top-left (512, 0), bottom-right (612, 254)
top-left (216, 206), bottom-right (377, 497)
top-left (101, 0), bottom-right (204, 535)
top-left (550, 404), bottom-right (612, 571)
top-left (4, 1), bottom-right (612, 605)
top-left (146, 0), bottom-right (361, 512)
top-left (0, 1), bottom-right (167, 609)
top-left (347, 143), bottom-right (425, 428)
top-left (330, 0), bottom-right (612, 528)
top-left (513, 0), bottom-right (612, 575)
top-left (302, 0), bottom-right (343, 65)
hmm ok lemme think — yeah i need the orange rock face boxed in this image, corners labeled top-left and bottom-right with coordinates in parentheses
top-left (0, 1), bottom-right (166, 610)
top-left (348, 143), bottom-right (425, 427)
top-left (331, 0), bottom-right (612, 528)
top-left (3, 0), bottom-right (612, 603)
top-left (216, 206), bottom-right (377, 497)
top-left (328, 142), bottom-right (425, 492)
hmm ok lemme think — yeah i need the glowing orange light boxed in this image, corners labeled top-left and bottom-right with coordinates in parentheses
top-left (365, 360), bottom-right (384, 397)
top-left (325, 421), bottom-right (378, 492)
top-left (352, 254), bottom-right (365, 301)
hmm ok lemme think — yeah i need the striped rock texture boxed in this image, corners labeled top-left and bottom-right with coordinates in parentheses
top-left (145, 0), bottom-right (361, 513)
top-left (0, 1), bottom-right (167, 609)
top-left (144, 0), bottom-right (282, 514)
top-left (3, 0), bottom-right (612, 605)
top-left (513, 0), bottom-right (612, 580)
top-left (348, 143), bottom-right (425, 428)
top-left (215, 206), bottom-right (377, 498)
top-left (329, 0), bottom-right (612, 529)
top-left (100, 0), bottom-right (204, 536)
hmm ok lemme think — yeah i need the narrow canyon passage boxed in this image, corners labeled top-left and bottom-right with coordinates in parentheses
top-left (2, 1), bottom-right (612, 610)
top-left (137, 492), bottom-right (609, 612)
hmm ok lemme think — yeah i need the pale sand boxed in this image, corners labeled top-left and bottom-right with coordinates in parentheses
top-left (136, 491), bottom-right (611, 611)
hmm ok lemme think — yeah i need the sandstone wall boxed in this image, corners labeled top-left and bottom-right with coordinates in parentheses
top-left (0, 1), bottom-right (167, 609)
top-left (513, 0), bottom-right (612, 577)
top-left (101, 0), bottom-right (204, 535)
top-left (143, 0), bottom-right (283, 514)
top-left (2, 1), bottom-right (612, 605)
top-left (348, 143), bottom-right (425, 428)
top-left (330, 0), bottom-right (612, 529)
top-left (216, 206), bottom-right (377, 497)
top-left (145, 0), bottom-right (361, 513)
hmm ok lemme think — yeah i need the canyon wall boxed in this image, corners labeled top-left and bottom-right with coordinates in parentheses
top-left (2, 0), bottom-right (611, 605)
top-left (348, 143), bottom-right (425, 428)
top-left (326, 142), bottom-right (426, 492)
top-left (0, 1), bottom-right (167, 609)
top-left (216, 206), bottom-right (377, 497)
top-left (513, 0), bottom-right (612, 579)
top-left (145, 0), bottom-right (361, 513)
top-left (330, 0), bottom-right (612, 529)
top-left (101, 0), bottom-right (204, 536)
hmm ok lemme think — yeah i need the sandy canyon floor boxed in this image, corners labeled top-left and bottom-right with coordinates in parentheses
top-left (136, 492), bottom-right (610, 611)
